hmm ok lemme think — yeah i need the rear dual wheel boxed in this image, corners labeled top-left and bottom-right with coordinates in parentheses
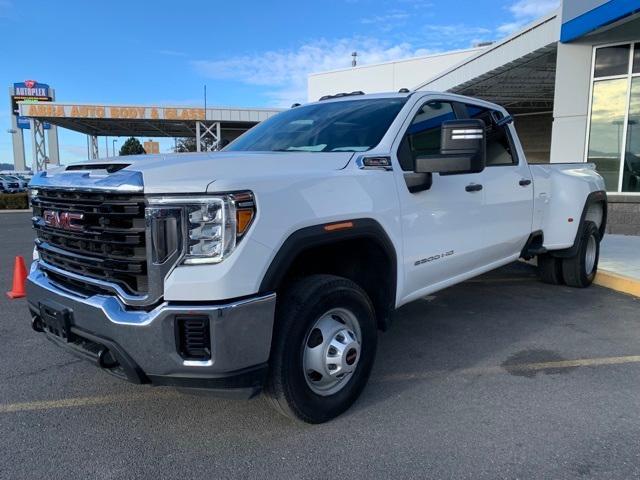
top-left (562, 221), bottom-right (600, 288)
top-left (537, 221), bottom-right (600, 288)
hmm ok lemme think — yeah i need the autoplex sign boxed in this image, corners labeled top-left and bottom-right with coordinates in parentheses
top-left (20, 103), bottom-right (207, 121)
top-left (12, 80), bottom-right (53, 129)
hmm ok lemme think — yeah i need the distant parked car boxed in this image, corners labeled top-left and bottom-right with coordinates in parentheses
top-left (9, 175), bottom-right (29, 190)
top-left (0, 175), bottom-right (22, 193)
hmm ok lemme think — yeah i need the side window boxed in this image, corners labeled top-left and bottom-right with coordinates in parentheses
top-left (466, 105), bottom-right (517, 166)
top-left (399, 101), bottom-right (456, 171)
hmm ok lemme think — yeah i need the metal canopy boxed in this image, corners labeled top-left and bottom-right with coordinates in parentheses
top-left (17, 103), bottom-right (282, 137)
top-left (17, 102), bottom-right (283, 168)
top-left (416, 12), bottom-right (560, 114)
top-left (449, 46), bottom-right (557, 114)
top-left (32, 117), bottom-right (257, 137)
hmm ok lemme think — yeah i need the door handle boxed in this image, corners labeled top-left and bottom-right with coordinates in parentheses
top-left (519, 179), bottom-right (532, 186)
top-left (465, 183), bottom-right (483, 192)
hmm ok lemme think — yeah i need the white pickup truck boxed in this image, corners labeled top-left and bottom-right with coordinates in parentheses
top-left (26, 91), bottom-right (606, 423)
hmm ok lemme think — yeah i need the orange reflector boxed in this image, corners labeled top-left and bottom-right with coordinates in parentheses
top-left (324, 221), bottom-right (354, 232)
top-left (236, 209), bottom-right (254, 235)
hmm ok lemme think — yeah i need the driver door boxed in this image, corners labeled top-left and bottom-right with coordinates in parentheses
top-left (393, 99), bottom-right (488, 303)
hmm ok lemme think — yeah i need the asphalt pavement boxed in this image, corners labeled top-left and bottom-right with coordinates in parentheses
top-left (1, 212), bottom-right (640, 480)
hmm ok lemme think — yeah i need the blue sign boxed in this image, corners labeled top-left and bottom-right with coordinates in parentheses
top-left (12, 80), bottom-right (53, 129)
top-left (13, 80), bottom-right (50, 98)
top-left (16, 116), bottom-right (51, 130)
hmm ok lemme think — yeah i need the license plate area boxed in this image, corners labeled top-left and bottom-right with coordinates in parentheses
top-left (39, 302), bottom-right (74, 342)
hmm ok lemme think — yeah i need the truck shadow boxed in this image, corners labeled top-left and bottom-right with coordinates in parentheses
top-left (349, 261), bottom-right (612, 413)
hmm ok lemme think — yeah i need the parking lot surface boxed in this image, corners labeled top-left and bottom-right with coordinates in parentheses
top-left (2, 212), bottom-right (640, 479)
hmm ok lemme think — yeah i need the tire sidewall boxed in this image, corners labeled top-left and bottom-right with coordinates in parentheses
top-left (279, 283), bottom-right (377, 422)
top-left (579, 222), bottom-right (600, 285)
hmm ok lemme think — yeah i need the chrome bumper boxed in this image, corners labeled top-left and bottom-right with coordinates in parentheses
top-left (26, 262), bottom-right (275, 391)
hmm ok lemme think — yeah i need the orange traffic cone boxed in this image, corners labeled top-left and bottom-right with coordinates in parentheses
top-left (7, 256), bottom-right (27, 299)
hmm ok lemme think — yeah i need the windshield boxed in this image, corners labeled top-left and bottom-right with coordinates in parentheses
top-left (226, 97), bottom-right (407, 153)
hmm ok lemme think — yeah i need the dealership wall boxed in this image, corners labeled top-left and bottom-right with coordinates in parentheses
top-left (562, 0), bottom-right (609, 23)
top-left (307, 47), bottom-right (484, 101)
top-left (550, 16), bottom-right (640, 165)
top-left (552, 15), bottom-right (640, 235)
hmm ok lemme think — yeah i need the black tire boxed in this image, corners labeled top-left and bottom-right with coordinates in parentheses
top-left (265, 274), bottom-right (377, 423)
top-left (562, 221), bottom-right (600, 288)
top-left (538, 254), bottom-right (564, 285)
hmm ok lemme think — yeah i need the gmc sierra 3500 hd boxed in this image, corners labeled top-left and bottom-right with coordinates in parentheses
top-left (26, 91), bottom-right (607, 423)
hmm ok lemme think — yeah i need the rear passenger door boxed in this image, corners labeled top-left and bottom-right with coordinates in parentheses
top-left (462, 104), bottom-right (534, 262)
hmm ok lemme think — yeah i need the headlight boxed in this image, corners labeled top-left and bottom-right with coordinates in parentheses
top-left (28, 188), bottom-right (38, 208)
top-left (148, 192), bottom-right (256, 265)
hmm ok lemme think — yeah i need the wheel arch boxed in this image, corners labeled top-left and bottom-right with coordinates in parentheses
top-left (550, 190), bottom-right (607, 258)
top-left (259, 218), bottom-right (398, 330)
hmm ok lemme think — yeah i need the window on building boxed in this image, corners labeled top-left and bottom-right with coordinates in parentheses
top-left (623, 78), bottom-right (640, 192)
top-left (466, 105), bottom-right (517, 166)
top-left (594, 45), bottom-right (631, 78)
top-left (588, 79), bottom-right (629, 190)
top-left (401, 101), bottom-right (456, 170)
top-left (588, 43), bottom-right (640, 192)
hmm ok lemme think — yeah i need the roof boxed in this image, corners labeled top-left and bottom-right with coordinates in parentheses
top-left (308, 91), bottom-right (412, 104)
top-left (415, 11), bottom-right (561, 113)
top-left (309, 46), bottom-right (487, 77)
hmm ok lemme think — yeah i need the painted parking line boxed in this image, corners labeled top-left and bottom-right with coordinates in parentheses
top-left (3, 355), bottom-right (640, 414)
top-left (0, 390), bottom-right (181, 414)
top-left (377, 354), bottom-right (640, 383)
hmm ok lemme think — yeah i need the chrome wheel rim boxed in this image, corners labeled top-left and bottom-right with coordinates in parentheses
top-left (585, 235), bottom-right (597, 275)
top-left (302, 308), bottom-right (362, 396)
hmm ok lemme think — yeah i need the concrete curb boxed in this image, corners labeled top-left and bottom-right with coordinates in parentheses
top-left (0, 209), bottom-right (30, 214)
top-left (595, 270), bottom-right (640, 298)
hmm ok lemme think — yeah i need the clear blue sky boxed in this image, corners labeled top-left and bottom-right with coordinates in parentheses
top-left (0, 0), bottom-right (558, 166)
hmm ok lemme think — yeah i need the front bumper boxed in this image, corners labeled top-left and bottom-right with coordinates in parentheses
top-left (26, 262), bottom-right (276, 397)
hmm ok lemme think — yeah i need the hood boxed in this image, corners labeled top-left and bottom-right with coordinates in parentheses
top-left (31, 151), bottom-right (355, 194)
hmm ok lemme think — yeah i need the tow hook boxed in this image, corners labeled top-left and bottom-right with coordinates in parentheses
top-left (97, 347), bottom-right (119, 369)
top-left (31, 315), bottom-right (44, 333)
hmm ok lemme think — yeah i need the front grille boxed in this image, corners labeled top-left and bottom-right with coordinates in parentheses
top-left (32, 189), bottom-right (148, 296)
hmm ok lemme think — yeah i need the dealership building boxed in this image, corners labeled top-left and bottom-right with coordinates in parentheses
top-left (309, 0), bottom-right (640, 234)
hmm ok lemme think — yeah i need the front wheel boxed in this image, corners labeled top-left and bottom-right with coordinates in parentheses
top-left (265, 275), bottom-right (377, 423)
top-left (562, 221), bottom-right (600, 288)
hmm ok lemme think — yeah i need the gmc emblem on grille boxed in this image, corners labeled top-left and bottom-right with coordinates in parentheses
top-left (43, 210), bottom-right (84, 231)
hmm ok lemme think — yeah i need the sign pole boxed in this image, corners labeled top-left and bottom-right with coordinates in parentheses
top-left (46, 87), bottom-right (59, 165)
top-left (8, 86), bottom-right (26, 171)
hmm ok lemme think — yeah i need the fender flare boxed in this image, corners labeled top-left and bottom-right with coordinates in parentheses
top-left (551, 190), bottom-right (607, 258)
top-left (259, 218), bottom-right (398, 323)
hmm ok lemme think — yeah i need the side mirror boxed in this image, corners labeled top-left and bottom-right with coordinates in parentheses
top-left (414, 119), bottom-right (486, 175)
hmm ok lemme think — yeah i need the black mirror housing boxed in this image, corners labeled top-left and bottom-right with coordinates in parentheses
top-left (414, 119), bottom-right (486, 175)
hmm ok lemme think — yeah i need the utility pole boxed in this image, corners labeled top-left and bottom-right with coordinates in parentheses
top-left (204, 84), bottom-right (207, 118)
